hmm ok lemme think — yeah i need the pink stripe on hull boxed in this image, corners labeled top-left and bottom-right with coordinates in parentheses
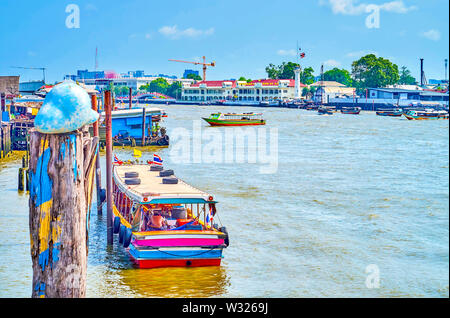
top-left (134, 238), bottom-right (224, 247)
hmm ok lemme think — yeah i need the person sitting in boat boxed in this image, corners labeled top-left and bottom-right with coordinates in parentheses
top-left (146, 213), bottom-right (168, 231)
top-left (160, 205), bottom-right (172, 219)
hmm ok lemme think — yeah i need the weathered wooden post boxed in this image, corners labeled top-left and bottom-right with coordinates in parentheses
top-left (105, 90), bottom-right (113, 245)
top-left (91, 94), bottom-right (103, 215)
top-left (1, 93), bottom-right (5, 116)
top-left (18, 167), bottom-right (25, 191)
top-left (141, 107), bottom-right (146, 146)
top-left (29, 82), bottom-right (99, 298)
top-left (129, 87), bottom-right (133, 109)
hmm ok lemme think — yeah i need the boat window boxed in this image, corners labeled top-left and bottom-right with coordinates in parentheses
top-left (130, 203), bottom-right (141, 231)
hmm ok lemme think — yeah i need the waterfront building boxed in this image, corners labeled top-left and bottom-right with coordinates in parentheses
top-left (0, 76), bottom-right (20, 99)
top-left (312, 81), bottom-right (356, 104)
top-left (328, 87), bottom-right (449, 109)
top-left (367, 87), bottom-right (448, 104)
top-left (19, 80), bottom-right (45, 95)
top-left (73, 76), bottom-right (193, 92)
top-left (63, 69), bottom-right (185, 91)
top-left (181, 79), bottom-right (304, 102)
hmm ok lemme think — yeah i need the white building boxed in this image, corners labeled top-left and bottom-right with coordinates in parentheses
top-left (312, 81), bottom-right (356, 103)
top-left (78, 77), bottom-right (194, 91)
top-left (181, 79), bottom-right (305, 102)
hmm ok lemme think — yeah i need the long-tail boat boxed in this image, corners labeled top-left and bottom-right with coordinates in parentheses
top-left (376, 108), bottom-right (403, 117)
top-left (112, 163), bottom-right (229, 268)
top-left (202, 112), bottom-right (266, 126)
top-left (317, 106), bottom-right (335, 115)
top-left (340, 106), bottom-right (361, 114)
top-left (402, 109), bottom-right (449, 120)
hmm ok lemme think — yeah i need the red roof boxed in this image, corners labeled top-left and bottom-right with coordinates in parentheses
top-left (190, 80), bottom-right (237, 88)
top-left (189, 79), bottom-right (304, 88)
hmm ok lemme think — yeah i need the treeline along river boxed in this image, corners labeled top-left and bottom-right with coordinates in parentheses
top-left (0, 105), bottom-right (448, 297)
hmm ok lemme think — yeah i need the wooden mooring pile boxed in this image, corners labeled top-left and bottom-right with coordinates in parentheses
top-left (0, 122), bottom-right (12, 159)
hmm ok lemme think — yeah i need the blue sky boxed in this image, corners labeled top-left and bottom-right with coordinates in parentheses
top-left (0, 0), bottom-right (448, 83)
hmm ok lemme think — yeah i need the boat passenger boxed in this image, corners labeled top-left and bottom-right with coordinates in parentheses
top-left (146, 213), bottom-right (168, 231)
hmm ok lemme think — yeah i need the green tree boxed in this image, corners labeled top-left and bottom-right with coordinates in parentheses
top-left (398, 66), bottom-right (416, 85)
top-left (351, 54), bottom-right (399, 94)
top-left (265, 62), bottom-right (302, 79)
top-left (166, 81), bottom-right (182, 98)
top-left (323, 68), bottom-right (353, 86)
top-left (139, 84), bottom-right (149, 91)
top-left (279, 62), bottom-right (300, 79)
top-left (301, 87), bottom-right (309, 97)
top-left (301, 86), bottom-right (316, 99)
top-left (265, 63), bottom-right (279, 79)
top-left (301, 67), bottom-right (315, 85)
top-left (115, 86), bottom-right (130, 96)
top-left (238, 76), bottom-right (247, 82)
top-left (185, 73), bottom-right (202, 81)
top-left (148, 78), bottom-right (170, 94)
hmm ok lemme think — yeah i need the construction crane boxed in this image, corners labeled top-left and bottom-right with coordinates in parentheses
top-left (168, 56), bottom-right (215, 81)
top-left (11, 66), bottom-right (46, 83)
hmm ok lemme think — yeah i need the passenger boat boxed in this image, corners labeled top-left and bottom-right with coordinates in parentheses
top-left (376, 108), bottom-right (403, 117)
top-left (112, 163), bottom-right (229, 268)
top-left (202, 112), bottom-right (266, 126)
top-left (259, 100), bottom-right (279, 107)
top-left (340, 106), bottom-right (361, 114)
top-left (402, 109), bottom-right (449, 120)
top-left (317, 106), bottom-right (335, 115)
top-left (220, 100), bottom-right (260, 106)
top-left (96, 107), bottom-right (169, 146)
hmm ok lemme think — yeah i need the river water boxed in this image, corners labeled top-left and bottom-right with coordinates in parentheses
top-left (0, 105), bottom-right (448, 297)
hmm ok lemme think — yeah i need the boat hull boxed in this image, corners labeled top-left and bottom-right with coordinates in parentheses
top-left (202, 118), bottom-right (266, 126)
top-left (129, 243), bottom-right (224, 268)
top-left (376, 112), bottom-right (402, 117)
top-left (131, 257), bottom-right (222, 268)
top-left (403, 113), bottom-right (449, 120)
top-left (341, 111), bottom-right (360, 115)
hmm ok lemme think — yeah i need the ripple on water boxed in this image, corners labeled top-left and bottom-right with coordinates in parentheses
top-left (0, 107), bottom-right (448, 298)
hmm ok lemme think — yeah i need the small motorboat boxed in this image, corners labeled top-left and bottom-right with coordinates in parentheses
top-left (341, 107), bottom-right (361, 115)
top-left (202, 112), bottom-right (266, 126)
top-left (402, 109), bottom-right (449, 120)
top-left (317, 106), bottom-right (335, 115)
top-left (376, 108), bottom-right (403, 117)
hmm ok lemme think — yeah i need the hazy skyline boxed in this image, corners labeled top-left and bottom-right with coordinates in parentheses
top-left (0, 0), bottom-right (448, 83)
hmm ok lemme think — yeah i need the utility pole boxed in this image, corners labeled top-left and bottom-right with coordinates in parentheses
top-left (104, 90), bottom-right (113, 245)
top-left (445, 59), bottom-right (448, 83)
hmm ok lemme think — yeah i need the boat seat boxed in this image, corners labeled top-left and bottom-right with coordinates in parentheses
top-left (185, 224), bottom-right (203, 231)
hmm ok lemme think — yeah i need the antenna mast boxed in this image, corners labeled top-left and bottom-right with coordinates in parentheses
top-left (95, 47), bottom-right (98, 71)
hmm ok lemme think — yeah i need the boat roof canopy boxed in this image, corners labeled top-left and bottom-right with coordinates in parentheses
top-left (101, 107), bottom-right (164, 118)
top-left (113, 164), bottom-right (216, 205)
top-left (214, 112), bottom-right (263, 116)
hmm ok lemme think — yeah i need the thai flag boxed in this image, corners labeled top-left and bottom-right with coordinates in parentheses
top-left (113, 154), bottom-right (123, 165)
top-left (152, 154), bottom-right (163, 165)
top-left (206, 206), bottom-right (212, 225)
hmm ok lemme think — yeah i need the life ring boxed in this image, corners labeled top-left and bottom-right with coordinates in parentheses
top-left (119, 225), bottom-right (125, 243)
top-left (123, 228), bottom-right (132, 248)
top-left (113, 216), bottom-right (121, 234)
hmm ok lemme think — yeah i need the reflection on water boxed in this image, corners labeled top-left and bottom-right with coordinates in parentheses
top-left (0, 106), bottom-right (448, 298)
top-left (85, 212), bottom-right (229, 298)
top-left (116, 267), bottom-right (228, 298)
